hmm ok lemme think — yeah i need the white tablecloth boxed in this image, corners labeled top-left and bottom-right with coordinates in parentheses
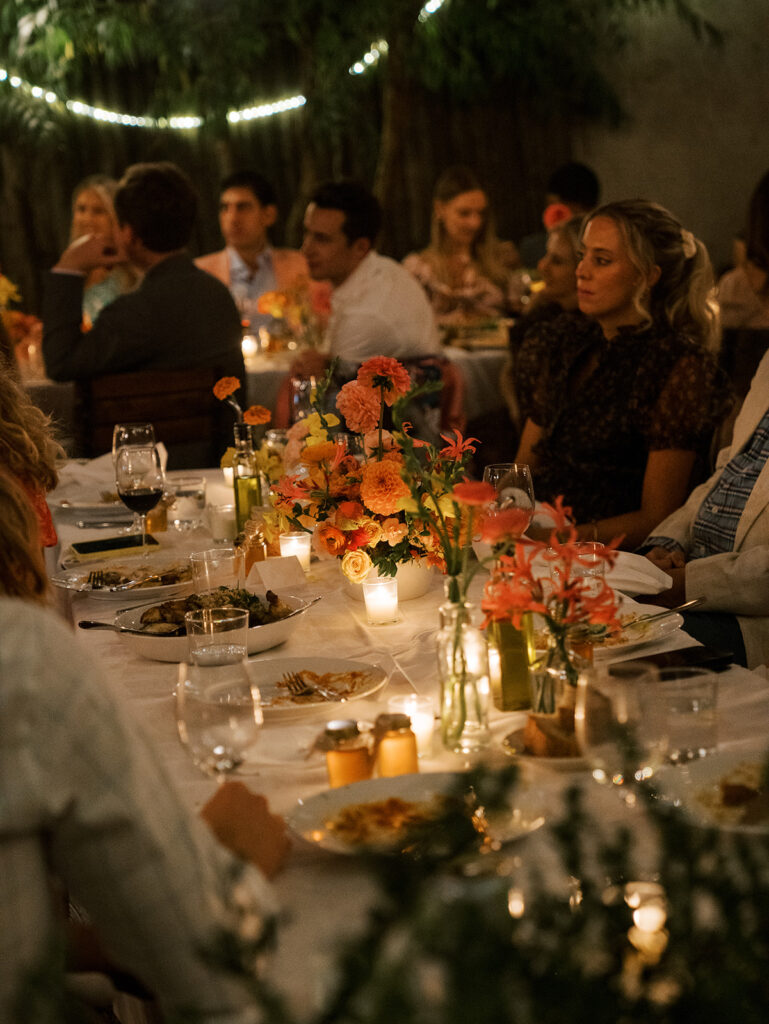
top-left (48, 463), bottom-right (769, 1019)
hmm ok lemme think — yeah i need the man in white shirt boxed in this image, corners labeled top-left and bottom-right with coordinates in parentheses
top-left (297, 180), bottom-right (440, 375)
top-left (196, 170), bottom-right (311, 332)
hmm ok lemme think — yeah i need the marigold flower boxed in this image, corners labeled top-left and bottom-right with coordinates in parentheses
top-left (337, 381), bottom-right (380, 434)
top-left (243, 405), bottom-right (271, 426)
top-left (213, 376), bottom-right (241, 401)
top-left (360, 460), bottom-right (410, 516)
top-left (301, 441), bottom-right (338, 466)
top-left (341, 549), bottom-right (372, 583)
top-left (357, 357), bottom-right (412, 405)
top-left (452, 480), bottom-right (496, 507)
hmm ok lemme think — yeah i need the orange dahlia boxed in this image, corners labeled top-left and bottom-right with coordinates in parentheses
top-left (357, 356), bottom-right (411, 405)
top-left (337, 381), bottom-right (380, 434)
top-left (213, 376), bottom-right (241, 401)
top-left (359, 460), bottom-right (410, 516)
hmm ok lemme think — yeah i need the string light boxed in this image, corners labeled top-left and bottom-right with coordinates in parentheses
top-left (0, 0), bottom-right (445, 129)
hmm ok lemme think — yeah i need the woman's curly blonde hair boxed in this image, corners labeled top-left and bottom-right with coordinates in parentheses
top-left (0, 374), bottom-right (65, 492)
top-left (0, 471), bottom-right (48, 602)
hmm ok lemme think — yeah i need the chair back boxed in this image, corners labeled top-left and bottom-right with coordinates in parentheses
top-left (78, 367), bottom-right (229, 469)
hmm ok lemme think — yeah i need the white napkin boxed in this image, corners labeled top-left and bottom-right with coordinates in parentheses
top-left (52, 444), bottom-right (169, 510)
top-left (605, 551), bottom-right (672, 595)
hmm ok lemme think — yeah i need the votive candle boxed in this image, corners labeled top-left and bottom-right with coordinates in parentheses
top-left (388, 694), bottom-right (435, 757)
top-left (362, 577), bottom-right (399, 625)
top-left (279, 531), bottom-right (312, 572)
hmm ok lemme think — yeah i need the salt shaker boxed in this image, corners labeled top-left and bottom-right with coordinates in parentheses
top-left (374, 713), bottom-right (419, 777)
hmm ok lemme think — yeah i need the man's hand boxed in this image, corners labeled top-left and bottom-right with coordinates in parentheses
top-left (201, 781), bottom-right (291, 878)
top-left (53, 232), bottom-right (123, 274)
top-left (645, 545), bottom-right (686, 572)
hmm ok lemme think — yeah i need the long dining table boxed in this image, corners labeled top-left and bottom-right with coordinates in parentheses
top-left (47, 460), bottom-right (769, 1020)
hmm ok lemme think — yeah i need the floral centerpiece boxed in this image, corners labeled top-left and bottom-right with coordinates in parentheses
top-left (272, 356), bottom-right (445, 583)
top-left (481, 497), bottom-right (622, 712)
top-left (0, 271), bottom-right (43, 371)
top-left (256, 276), bottom-right (330, 350)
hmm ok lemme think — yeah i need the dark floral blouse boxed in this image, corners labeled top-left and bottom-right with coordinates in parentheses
top-left (520, 312), bottom-right (732, 523)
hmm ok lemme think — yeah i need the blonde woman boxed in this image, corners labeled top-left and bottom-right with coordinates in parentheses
top-left (516, 199), bottom-right (730, 548)
top-left (68, 174), bottom-right (139, 325)
top-left (403, 166), bottom-right (515, 325)
top-left (0, 372), bottom-right (64, 547)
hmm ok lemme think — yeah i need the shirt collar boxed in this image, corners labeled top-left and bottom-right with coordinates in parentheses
top-left (228, 246), bottom-right (273, 282)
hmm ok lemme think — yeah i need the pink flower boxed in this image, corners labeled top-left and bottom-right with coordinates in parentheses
top-left (381, 516), bottom-right (408, 545)
top-left (337, 381), bottom-right (380, 434)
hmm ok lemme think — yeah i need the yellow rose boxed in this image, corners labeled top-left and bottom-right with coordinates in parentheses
top-left (341, 549), bottom-right (373, 583)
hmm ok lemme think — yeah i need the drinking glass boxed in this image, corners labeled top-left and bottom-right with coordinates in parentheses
top-left (114, 444), bottom-right (164, 552)
top-left (574, 661), bottom-right (669, 805)
top-left (176, 609), bottom-right (262, 780)
top-left (656, 666), bottom-right (718, 765)
top-left (112, 422), bottom-right (157, 533)
top-left (190, 547), bottom-right (246, 593)
top-left (482, 462), bottom-right (535, 536)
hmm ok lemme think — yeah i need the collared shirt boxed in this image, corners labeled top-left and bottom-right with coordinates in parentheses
top-left (0, 598), bottom-right (271, 1022)
top-left (329, 251), bottom-right (441, 371)
top-left (647, 406), bottom-right (769, 559)
top-left (228, 246), bottom-right (278, 332)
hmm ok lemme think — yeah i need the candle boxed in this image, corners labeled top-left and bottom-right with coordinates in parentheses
top-left (388, 694), bottom-right (435, 757)
top-left (362, 576), bottom-right (399, 625)
top-left (279, 531), bottom-right (312, 572)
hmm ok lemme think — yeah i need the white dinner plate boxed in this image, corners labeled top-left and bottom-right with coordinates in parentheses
top-left (51, 495), bottom-right (128, 518)
top-left (51, 554), bottom-right (194, 601)
top-left (287, 771), bottom-right (546, 855)
top-left (655, 747), bottom-right (769, 834)
top-left (248, 657), bottom-right (388, 720)
top-left (502, 727), bottom-right (588, 772)
top-left (590, 606), bottom-right (684, 659)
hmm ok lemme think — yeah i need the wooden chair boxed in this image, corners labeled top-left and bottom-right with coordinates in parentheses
top-left (77, 367), bottom-right (230, 469)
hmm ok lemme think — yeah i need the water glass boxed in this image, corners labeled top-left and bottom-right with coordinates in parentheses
top-left (190, 546), bottom-right (246, 593)
top-left (656, 666), bottom-right (718, 764)
top-left (176, 608), bottom-right (262, 780)
top-left (482, 462), bottom-right (535, 531)
top-left (167, 474), bottom-right (207, 531)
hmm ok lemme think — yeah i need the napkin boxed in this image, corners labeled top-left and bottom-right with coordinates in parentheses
top-left (51, 444), bottom-right (169, 512)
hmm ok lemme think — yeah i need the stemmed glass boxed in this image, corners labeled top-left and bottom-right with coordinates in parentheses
top-left (482, 462), bottom-right (535, 536)
top-left (175, 609), bottom-right (263, 780)
top-left (574, 661), bottom-right (670, 805)
top-left (114, 444), bottom-right (164, 551)
top-left (112, 422), bottom-right (156, 533)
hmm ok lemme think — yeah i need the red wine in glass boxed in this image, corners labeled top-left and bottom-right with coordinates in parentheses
top-left (117, 487), bottom-right (164, 515)
top-left (115, 445), bottom-right (164, 552)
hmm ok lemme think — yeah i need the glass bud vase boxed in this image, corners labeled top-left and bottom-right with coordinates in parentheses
top-left (436, 602), bottom-right (491, 754)
top-left (232, 422), bottom-right (263, 534)
top-left (528, 634), bottom-right (591, 719)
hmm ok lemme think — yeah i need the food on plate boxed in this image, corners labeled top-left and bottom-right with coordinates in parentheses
top-left (523, 705), bottom-right (580, 758)
top-left (76, 562), bottom-right (192, 590)
top-left (326, 795), bottom-right (457, 846)
top-left (138, 588), bottom-right (292, 636)
top-left (533, 613), bottom-right (653, 653)
top-left (696, 761), bottom-right (769, 826)
top-left (99, 490), bottom-right (121, 504)
top-left (271, 669), bottom-right (371, 705)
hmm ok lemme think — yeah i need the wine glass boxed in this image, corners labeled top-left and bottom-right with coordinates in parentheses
top-left (112, 422), bottom-right (156, 464)
top-left (114, 444), bottom-right (164, 552)
top-left (482, 462), bottom-right (535, 535)
top-left (176, 633), bottom-right (263, 781)
top-left (574, 661), bottom-right (670, 805)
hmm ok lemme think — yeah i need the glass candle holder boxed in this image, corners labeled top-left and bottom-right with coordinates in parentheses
top-left (388, 694), bottom-right (435, 757)
top-left (362, 576), bottom-right (399, 625)
top-left (279, 531), bottom-right (312, 572)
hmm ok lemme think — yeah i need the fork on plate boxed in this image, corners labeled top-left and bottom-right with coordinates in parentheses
top-left (282, 672), bottom-right (343, 702)
top-left (87, 570), bottom-right (105, 589)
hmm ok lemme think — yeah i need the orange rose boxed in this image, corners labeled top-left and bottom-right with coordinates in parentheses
top-left (213, 376), bottom-right (241, 401)
top-left (314, 523), bottom-right (346, 557)
top-left (243, 404), bottom-right (271, 426)
top-left (341, 549), bottom-right (373, 583)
